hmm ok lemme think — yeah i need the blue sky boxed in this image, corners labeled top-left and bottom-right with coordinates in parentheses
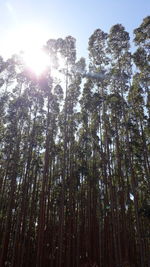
top-left (0, 0), bottom-right (149, 58)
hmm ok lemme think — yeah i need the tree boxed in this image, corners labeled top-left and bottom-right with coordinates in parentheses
top-left (0, 17), bottom-right (150, 267)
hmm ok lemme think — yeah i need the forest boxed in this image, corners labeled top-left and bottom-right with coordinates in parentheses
top-left (0, 16), bottom-right (150, 267)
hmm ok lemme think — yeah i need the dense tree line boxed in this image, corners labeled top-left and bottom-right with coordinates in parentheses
top-left (0, 16), bottom-right (150, 267)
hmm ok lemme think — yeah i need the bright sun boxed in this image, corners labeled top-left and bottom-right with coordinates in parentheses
top-left (5, 23), bottom-right (52, 75)
top-left (3, 23), bottom-right (66, 77)
top-left (23, 49), bottom-right (50, 75)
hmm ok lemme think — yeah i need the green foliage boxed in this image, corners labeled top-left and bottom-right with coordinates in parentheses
top-left (0, 17), bottom-right (150, 267)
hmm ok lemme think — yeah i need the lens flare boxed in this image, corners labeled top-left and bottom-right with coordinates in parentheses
top-left (23, 49), bottom-right (50, 75)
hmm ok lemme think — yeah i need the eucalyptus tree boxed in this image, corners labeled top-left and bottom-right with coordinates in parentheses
top-left (128, 17), bottom-right (150, 265)
top-left (81, 28), bottom-right (109, 266)
top-left (0, 57), bottom-right (24, 266)
top-left (133, 16), bottom-right (150, 178)
top-left (133, 16), bottom-right (150, 116)
top-left (56, 36), bottom-right (85, 267)
top-left (107, 23), bottom-right (134, 266)
top-left (0, 17), bottom-right (150, 267)
top-left (0, 77), bottom-right (30, 266)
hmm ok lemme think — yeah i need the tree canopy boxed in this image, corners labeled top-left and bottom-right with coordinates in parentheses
top-left (0, 16), bottom-right (150, 267)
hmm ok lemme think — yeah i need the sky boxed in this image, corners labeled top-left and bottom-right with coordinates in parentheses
top-left (0, 0), bottom-right (149, 59)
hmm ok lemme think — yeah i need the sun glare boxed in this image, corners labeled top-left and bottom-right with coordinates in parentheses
top-left (3, 23), bottom-right (52, 75)
top-left (2, 23), bottom-right (67, 77)
top-left (23, 49), bottom-right (50, 75)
